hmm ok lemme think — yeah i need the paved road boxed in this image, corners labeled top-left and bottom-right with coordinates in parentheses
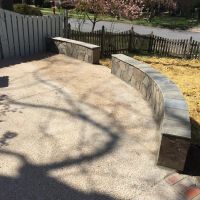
top-left (69, 19), bottom-right (200, 41)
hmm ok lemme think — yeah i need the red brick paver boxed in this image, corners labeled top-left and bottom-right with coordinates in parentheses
top-left (165, 173), bottom-right (200, 200)
top-left (186, 187), bottom-right (200, 200)
top-left (165, 173), bottom-right (184, 185)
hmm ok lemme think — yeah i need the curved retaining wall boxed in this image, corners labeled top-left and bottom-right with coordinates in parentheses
top-left (46, 37), bottom-right (100, 64)
top-left (112, 54), bottom-right (191, 171)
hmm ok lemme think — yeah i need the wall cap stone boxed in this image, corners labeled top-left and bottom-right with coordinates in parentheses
top-left (52, 37), bottom-right (100, 49)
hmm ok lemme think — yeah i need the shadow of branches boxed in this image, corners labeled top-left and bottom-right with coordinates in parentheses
top-left (0, 149), bottom-right (117, 200)
top-left (0, 131), bottom-right (17, 148)
top-left (0, 56), bottom-right (127, 199)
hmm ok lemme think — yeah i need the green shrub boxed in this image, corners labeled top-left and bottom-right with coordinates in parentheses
top-left (1, 0), bottom-right (14, 11)
top-left (43, 0), bottom-right (51, 8)
top-left (13, 4), bottom-right (43, 16)
top-left (35, 0), bottom-right (44, 7)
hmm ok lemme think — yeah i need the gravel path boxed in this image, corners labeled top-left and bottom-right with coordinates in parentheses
top-left (0, 54), bottom-right (196, 200)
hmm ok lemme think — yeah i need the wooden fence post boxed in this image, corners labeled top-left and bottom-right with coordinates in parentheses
top-left (67, 23), bottom-right (71, 38)
top-left (128, 27), bottom-right (134, 52)
top-left (101, 25), bottom-right (105, 57)
top-left (64, 9), bottom-right (68, 38)
top-left (148, 31), bottom-right (154, 53)
top-left (0, 38), bottom-right (2, 59)
top-left (182, 40), bottom-right (188, 58)
top-left (189, 38), bottom-right (195, 59)
top-left (186, 36), bottom-right (193, 59)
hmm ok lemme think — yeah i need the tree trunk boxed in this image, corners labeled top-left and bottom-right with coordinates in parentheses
top-left (148, 8), bottom-right (155, 22)
top-left (91, 16), bottom-right (97, 32)
top-left (92, 21), bottom-right (96, 32)
top-left (177, 0), bottom-right (193, 18)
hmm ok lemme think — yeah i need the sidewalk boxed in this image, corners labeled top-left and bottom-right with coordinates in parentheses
top-left (189, 26), bottom-right (200, 33)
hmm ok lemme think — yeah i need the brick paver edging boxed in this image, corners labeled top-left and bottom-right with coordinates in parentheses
top-left (111, 54), bottom-right (191, 171)
top-left (165, 173), bottom-right (200, 200)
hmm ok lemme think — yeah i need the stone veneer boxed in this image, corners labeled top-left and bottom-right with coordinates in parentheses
top-left (46, 37), bottom-right (100, 64)
top-left (112, 54), bottom-right (191, 171)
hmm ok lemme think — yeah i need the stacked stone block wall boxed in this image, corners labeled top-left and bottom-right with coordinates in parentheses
top-left (112, 54), bottom-right (191, 171)
top-left (46, 37), bottom-right (100, 64)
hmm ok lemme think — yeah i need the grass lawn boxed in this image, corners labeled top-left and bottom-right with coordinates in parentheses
top-left (40, 7), bottom-right (64, 15)
top-left (100, 56), bottom-right (200, 145)
top-left (133, 16), bottom-right (200, 30)
top-left (40, 8), bottom-right (200, 30)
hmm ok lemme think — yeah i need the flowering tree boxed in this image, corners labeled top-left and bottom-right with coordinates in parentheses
top-left (105, 0), bottom-right (144, 20)
top-left (75, 0), bottom-right (144, 32)
top-left (142, 0), bottom-right (178, 21)
top-left (76, 0), bottom-right (107, 32)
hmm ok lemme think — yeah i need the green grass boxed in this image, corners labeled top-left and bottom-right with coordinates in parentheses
top-left (134, 16), bottom-right (200, 30)
top-left (40, 7), bottom-right (64, 15)
top-left (40, 8), bottom-right (200, 30)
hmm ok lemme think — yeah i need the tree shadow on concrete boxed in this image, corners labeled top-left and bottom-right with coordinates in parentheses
top-left (0, 54), bottom-right (172, 199)
top-left (0, 149), bottom-right (117, 200)
top-left (0, 102), bottom-right (121, 199)
top-left (0, 53), bottom-right (53, 69)
top-left (0, 131), bottom-right (17, 148)
top-left (0, 57), bottom-right (126, 200)
top-left (0, 89), bottom-right (120, 199)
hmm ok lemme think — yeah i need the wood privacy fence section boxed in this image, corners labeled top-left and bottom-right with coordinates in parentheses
top-left (67, 25), bottom-right (200, 59)
top-left (0, 8), bottom-right (64, 60)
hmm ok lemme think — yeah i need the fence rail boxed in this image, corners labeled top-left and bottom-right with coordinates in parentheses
top-left (67, 25), bottom-right (200, 59)
top-left (0, 10), bottom-right (200, 61)
top-left (0, 8), bottom-right (64, 60)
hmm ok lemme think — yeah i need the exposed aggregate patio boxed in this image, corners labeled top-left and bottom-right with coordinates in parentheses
top-left (0, 54), bottom-right (198, 200)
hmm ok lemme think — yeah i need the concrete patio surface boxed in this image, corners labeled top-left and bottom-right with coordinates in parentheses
top-left (0, 54), bottom-right (199, 200)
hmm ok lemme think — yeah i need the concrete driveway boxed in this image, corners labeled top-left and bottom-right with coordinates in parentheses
top-left (0, 54), bottom-right (198, 200)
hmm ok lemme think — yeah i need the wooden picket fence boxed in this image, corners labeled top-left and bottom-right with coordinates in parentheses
top-left (149, 35), bottom-right (200, 59)
top-left (0, 9), bottom-right (199, 61)
top-left (66, 25), bottom-right (200, 59)
top-left (0, 8), bottom-right (64, 60)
